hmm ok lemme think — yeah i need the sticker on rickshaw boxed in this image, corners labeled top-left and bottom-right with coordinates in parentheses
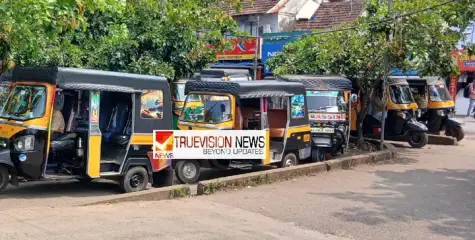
top-left (309, 113), bottom-right (345, 121)
top-left (311, 127), bottom-right (335, 133)
top-left (210, 96), bottom-right (228, 101)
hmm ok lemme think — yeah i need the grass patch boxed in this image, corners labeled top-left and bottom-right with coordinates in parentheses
top-left (169, 186), bottom-right (191, 198)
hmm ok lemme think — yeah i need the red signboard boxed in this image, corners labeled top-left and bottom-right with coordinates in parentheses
top-left (216, 38), bottom-right (260, 60)
top-left (451, 50), bottom-right (475, 72)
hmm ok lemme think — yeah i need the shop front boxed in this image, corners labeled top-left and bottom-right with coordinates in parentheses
top-left (450, 50), bottom-right (475, 115)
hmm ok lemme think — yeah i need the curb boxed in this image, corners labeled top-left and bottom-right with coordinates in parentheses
top-left (427, 134), bottom-right (457, 145)
top-left (78, 184), bottom-right (191, 206)
top-left (81, 144), bottom-right (398, 205)
top-left (197, 146), bottom-right (397, 196)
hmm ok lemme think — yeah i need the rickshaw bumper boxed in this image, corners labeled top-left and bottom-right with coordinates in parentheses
top-left (311, 135), bottom-right (332, 148)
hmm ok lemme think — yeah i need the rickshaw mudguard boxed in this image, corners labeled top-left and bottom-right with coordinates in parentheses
top-left (405, 120), bottom-right (428, 132)
top-left (444, 118), bottom-right (462, 127)
top-left (0, 149), bottom-right (14, 167)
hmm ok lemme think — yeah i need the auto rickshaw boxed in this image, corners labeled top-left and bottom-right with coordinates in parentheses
top-left (278, 75), bottom-right (353, 162)
top-left (0, 67), bottom-right (173, 193)
top-left (200, 68), bottom-right (252, 81)
top-left (406, 76), bottom-right (464, 141)
top-left (351, 77), bottom-right (429, 148)
top-left (171, 79), bottom-right (197, 129)
top-left (175, 80), bottom-right (311, 183)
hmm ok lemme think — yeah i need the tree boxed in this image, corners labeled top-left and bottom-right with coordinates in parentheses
top-left (267, 0), bottom-right (475, 145)
top-left (1, 0), bottom-right (246, 80)
top-left (0, 0), bottom-right (125, 73)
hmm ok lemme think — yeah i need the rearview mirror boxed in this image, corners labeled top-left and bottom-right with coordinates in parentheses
top-left (351, 94), bottom-right (358, 103)
top-left (220, 103), bottom-right (226, 113)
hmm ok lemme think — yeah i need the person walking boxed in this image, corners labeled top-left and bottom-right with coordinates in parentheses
top-left (467, 81), bottom-right (475, 118)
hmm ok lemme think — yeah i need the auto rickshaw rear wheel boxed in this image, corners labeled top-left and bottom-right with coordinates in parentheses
top-left (408, 132), bottom-right (428, 148)
top-left (280, 152), bottom-right (298, 168)
top-left (0, 165), bottom-right (9, 192)
top-left (120, 166), bottom-right (149, 193)
top-left (175, 160), bottom-right (200, 184)
top-left (311, 148), bottom-right (325, 162)
top-left (445, 126), bottom-right (464, 142)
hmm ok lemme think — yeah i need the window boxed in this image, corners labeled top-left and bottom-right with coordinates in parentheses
top-left (180, 94), bottom-right (232, 123)
top-left (290, 95), bottom-right (305, 119)
top-left (267, 97), bottom-right (287, 109)
top-left (306, 91), bottom-right (347, 113)
top-left (140, 90), bottom-right (164, 119)
top-left (172, 83), bottom-right (186, 101)
top-left (0, 85), bottom-right (47, 121)
top-left (390, 85), bottom-right (415, 104)
top-left (429, 84), bottom-right (452, 102)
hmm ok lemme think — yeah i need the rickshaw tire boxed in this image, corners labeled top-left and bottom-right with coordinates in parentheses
top-left (120, 166), bottom-right (149, 193)
top-left (175, 160), bottom-right (200, 184)
top-left (446, 126), bottom-right (464, 142)
top-left (408, 132), bottom-right (428, 148)
top-left (280, 152), bottom-right (298, 168)
top-left (0, 165), bottom-right (9, 192)
top-left (311, 148), bottom-right (325, 162)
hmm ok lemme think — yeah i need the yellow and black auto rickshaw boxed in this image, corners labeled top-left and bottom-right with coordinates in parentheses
top-left (278, 75), bottom-right (353, 162)
top-left (406, 76), bottom-right (464, 141)
top-left (0, 67), bottom-right (174, 193)
top-left (175, 80), bottom-right (311, 183)
top-left (351, 77), bottom-right (429, 148)
top-left (171, 78), bottom-right (198, 129)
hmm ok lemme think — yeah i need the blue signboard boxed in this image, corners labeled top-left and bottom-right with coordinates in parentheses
top-left (262, 31), bottom-right (311, 75)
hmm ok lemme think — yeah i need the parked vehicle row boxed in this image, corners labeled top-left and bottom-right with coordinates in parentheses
top-left (0, 66), bottom-right (462, 194)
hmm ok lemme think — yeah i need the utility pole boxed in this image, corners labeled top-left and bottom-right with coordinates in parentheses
top-left (253, 16), bottom-right (260, 81)
top-left (380, 0), bottom-right (392, 150)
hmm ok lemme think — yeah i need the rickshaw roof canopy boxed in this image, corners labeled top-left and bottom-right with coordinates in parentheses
top-left (397, 76), bottom-right (445, 86)
top-left (200, 68), bottom-right (250, 78)
top-left (0, 74), bottom-right (11, 83)
top-left (185, 80), bottom-right (306, 99)
top-left (12, 67), bottom-right (168, 93)
top-left (277, 75), bottom-right (352, 90)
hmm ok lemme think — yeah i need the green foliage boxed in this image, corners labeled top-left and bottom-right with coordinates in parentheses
top-left (267, 0), bottom-right (475, 143)
top-left (0, 0), bottom-right (246, 80)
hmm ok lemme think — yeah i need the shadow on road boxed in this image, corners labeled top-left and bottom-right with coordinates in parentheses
top-left (314, 159), bottom-right (475, 240)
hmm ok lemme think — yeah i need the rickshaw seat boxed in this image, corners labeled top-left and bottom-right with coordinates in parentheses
top-left (50, 133), bottom-right (77, 152)
top-left (103, 102), bottom-right (130, 143)
top-left (268, 110), bottom-right (287, 138)
top-left (270, 128), bottom-right (286, 138)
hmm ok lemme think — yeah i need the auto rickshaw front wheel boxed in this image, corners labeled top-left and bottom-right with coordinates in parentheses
top-left (120, 166), bottom-right (149, 193)
top-left (280, 152), bottom-right (298, 168)
top-left (311, 148), bottom-right (325, 162)
top-left (408, 132), bottom-right (428, 148)
top-left (175, 160), bottom-right (200, 184)
top-left (445, 126), bottom-right (464, 142)
top-left (0, 165), bottom-right (8, 192)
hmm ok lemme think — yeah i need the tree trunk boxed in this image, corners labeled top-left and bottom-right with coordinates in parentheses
top-left (356, 92), bottom-right (371, 148)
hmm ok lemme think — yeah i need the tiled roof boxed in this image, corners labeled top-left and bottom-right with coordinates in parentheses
top-left (294, 1), bottom-right (364, 30)
top-left (220, 0), bottom-right (280, 16)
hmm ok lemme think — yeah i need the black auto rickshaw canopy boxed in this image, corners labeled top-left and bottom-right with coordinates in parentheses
top-left (402, 76), bottom-right (445, 87)
top-left (277, 75), bottom-right (352, 90)
top-left (184, 80), bottom-right (306, 99)
top-left (199, 68), bottom-right (251, 81)
top-left (12, 67), bottom-right (169, 93)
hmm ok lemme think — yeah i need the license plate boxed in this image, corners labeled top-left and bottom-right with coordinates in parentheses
top-left (311, 127), bottom-right (334, 133)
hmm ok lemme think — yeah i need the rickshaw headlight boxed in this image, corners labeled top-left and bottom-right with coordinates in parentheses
top-left (338, 125), bottom-right (346, 133)
top-left (14, 136), bottom-right (35, 152)
top-left (396, 111), bottom-right (406, 119)
top-left (437, 110), bottom-right (445, 116)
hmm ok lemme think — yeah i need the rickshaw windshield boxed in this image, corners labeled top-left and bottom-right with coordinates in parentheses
top-left (390, 85), bottom-right (414, 104)
top-left (172, 83), bottom-right (186, 101)
top-left (306, 91), bottom-right (347, 113)
top-left (0, 85), bottom-right (47, 121)
top-left (180, 94), bottom-right (232, 123)
top-left (429, 84), bottom-right (452, 102)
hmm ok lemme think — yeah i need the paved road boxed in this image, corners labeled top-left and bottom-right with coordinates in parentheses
top-left (1, 121), bottom-right (474, 239)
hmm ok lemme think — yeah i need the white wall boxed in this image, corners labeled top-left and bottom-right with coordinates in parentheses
top-left (235, 14), bottom-right (279, 35)
top-left (278, 0), bottom-right (312, 31)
